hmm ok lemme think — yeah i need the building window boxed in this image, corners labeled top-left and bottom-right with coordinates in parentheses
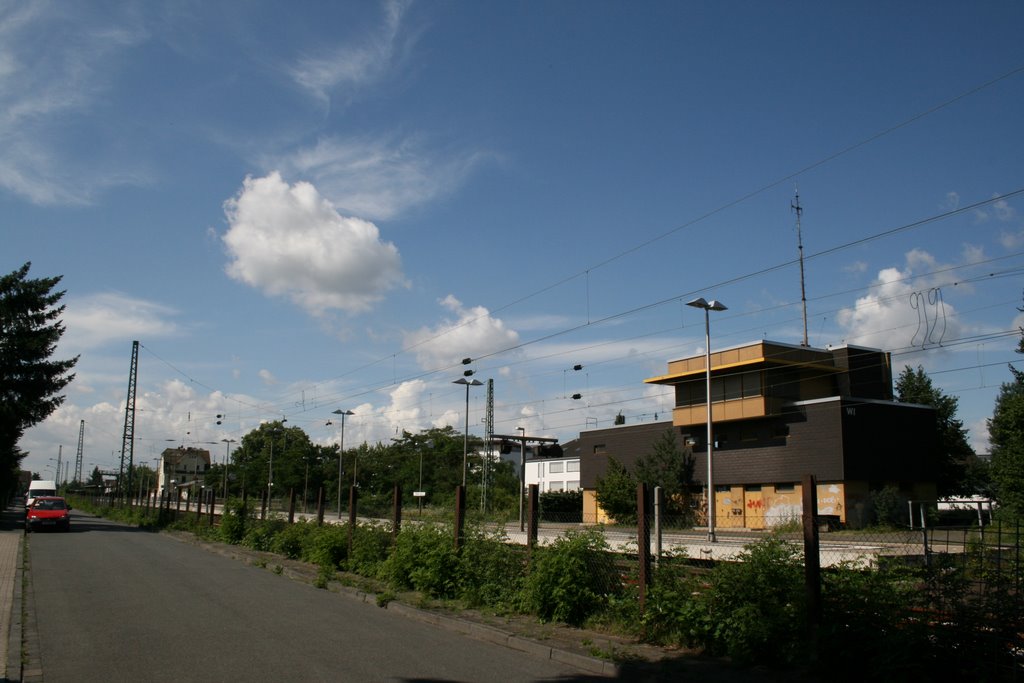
top-left (567, 480), bottom-right (580, 490)
top-left (566, 460), bottom-right (580, 472)
top-left (538, 463), bottom-right (545, 477)
top-left (549, 481), bottom-right (564, 492)
top-left (593, 444), bottom-right (606, 454)
top-left (775, 483), bottom-right (796, 493)
top-left (743, 370), bottom-right (762, 398)
top-left (549, 462), bottom-right (564, 474)
top-left (723, 374), bottom-right (742, 401)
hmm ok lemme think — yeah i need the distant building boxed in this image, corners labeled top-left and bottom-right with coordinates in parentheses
top-left (579, 340), bottom-right (937, 529)
top-left (525, 439), bottom-right (581, 493)
top-left (158, 447), bottom-right (211, 496)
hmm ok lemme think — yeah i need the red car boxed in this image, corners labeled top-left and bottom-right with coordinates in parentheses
top-left (26, 496), bottom-right (71, 532)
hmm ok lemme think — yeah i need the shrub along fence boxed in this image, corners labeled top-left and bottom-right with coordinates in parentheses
top-left (82, 474), bottom-right (1023, 680)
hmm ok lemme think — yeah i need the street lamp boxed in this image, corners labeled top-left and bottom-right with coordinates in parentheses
top-left (267, 421), bottom-right (285, 512)
top-left (221, 438), bottom-right (236, 503)
top-left (332, 409), bottom-right (354, 518)
top-left (453, 377), bottom-right (483, 486)
top-left (687, 296), bottom-right (727, 543)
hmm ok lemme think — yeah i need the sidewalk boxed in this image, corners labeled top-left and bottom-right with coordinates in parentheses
top-left (0, 506), bottom-right (24, 683)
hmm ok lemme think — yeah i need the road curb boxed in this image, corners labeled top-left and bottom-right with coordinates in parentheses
top-left (364, 593), bottom-right (620, 677)
top-left (5, 532), bottom-right (22, 683)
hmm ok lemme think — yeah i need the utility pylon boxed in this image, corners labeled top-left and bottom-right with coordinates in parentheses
top-left (118, 340), bottom-right (139, 500)
top-left (75, 420), bottom-right (85, 484)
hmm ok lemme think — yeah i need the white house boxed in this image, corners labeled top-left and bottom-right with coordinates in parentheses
top-left (158, 447), bottom-right (211, 496)
top-left (524, 440), bottom-right (581, 493)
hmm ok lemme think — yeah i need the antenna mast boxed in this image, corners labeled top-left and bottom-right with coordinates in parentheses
top-left (792, 191), bottom-right (809, 347)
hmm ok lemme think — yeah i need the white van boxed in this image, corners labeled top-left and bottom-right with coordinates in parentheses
top-left (26, 480), bottom-right (57, 508)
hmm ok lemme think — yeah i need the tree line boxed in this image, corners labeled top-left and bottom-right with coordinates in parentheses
top-left (3, 262), bottom-right (1024, 521)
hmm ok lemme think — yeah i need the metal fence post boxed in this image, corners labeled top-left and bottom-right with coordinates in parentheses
top-left (526, 484), bottom-right (539, 565)
top-left (653, 485), bottom-right (663, 568)
top-left (801, 474), bottom-right (821, 660)
top-left (637, 483), bottom-right (651, 616)
top-left (288, 488), bottom-right (296, 524)
top-left (393, 484), bottom-right (402, 540)
top-left (348, 485), bottom-right (358, 558)
top-left (316, 486), bottom-right (325, 526)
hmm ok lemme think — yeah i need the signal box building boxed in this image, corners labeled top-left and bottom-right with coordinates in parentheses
top-left (579, 340), bottom-right (937, 529)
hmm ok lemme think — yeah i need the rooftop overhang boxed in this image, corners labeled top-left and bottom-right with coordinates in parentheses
top-left (644, 355), bottom-right (841, 386)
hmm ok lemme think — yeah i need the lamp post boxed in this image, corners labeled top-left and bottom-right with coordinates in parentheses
top-left (332, 409), bottom-right (354, 518)
top-left (453, 378), bottom-right (483, 486)
top-left (221, 438), bottom-right (236, 504)
top-left (267, 422), bottom-right (285, 513)
top-left (517, 426), bottom-right (526, 531)
top-left (417, 439), bottom-right (433, 516)
top-left (687, 297), bottom-right (727, 543)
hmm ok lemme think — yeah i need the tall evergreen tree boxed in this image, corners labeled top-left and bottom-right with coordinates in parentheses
top-left (594, 457), bottom-right (638, 524)
top-left (634, 429), bottom-right (696, 519)
top-left (989, 292), bottom-right (1024, 518)
top-left (895, 365), bottom-right (975, 496)
top-left (0, 263), bottom-right (78, 498)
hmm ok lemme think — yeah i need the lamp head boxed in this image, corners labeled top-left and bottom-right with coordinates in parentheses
top-left (686, 297), bottom-right (727, 312)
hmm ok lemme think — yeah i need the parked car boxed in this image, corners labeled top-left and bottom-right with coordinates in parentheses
top-left (26, 496), bottom-right (71, 533)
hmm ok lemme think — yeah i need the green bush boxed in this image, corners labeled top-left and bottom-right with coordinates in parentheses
top-left (219, 499), bottom-right (251, 544)
top-left (458, 527), bottom-right (527, 609)
top-left (271, 520), bottom-right (312, 559)
top-left (382, 523), bottom-right (459, 598)
top-left (869, 485), bottom-right (906, 527)
top-left (539, 490), bottom-right (583, 522)
top-left (640, 552), bottom-right (697, 644)
top-left (525, 528), bottom-right (618, 626)
top-left (819, 562), bottom-right (923, 674)
top-left (302, 523), bottom-right (348, 569)
top-left (241, 518), bottom-right (287, 552)
top-left (680, 537), bottom-right (806, 665)
top-left (347, 523), bottom-right (393, 576)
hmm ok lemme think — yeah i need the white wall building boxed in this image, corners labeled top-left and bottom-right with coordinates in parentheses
top-left (524, 446), bottom-right (581, 493)
top-left (158, 447), bottom-right (211, 496)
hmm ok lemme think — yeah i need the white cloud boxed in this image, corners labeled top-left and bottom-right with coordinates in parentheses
top-left (259, 369), bottom-right (278, 385)
top-left (288, 0), bottom-right (411, 104)
top-left (62, 293), bottom-right (180, 350)
top-left (404, 295), bottom-right (520, 371)
top-left (222, 172), bottom-right (406, 315)
top-left (835, 249), bottom-right (964, 352)
top-left (999, 230), bottom-right (1024, 250)
top-left (271, 134), bottom-right (489, 220)
top-left (843, 261), bottom-right (868, 275)
top-left (968, 417), bottom-right (989, 455)
top-left (975, 196), bottom-right (1019, 225)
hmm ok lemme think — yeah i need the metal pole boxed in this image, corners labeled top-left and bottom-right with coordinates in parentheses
top-left (518, 427), bottom-right (526, 532)
top-left (462, 382), bottom-right (470, 486)
top-left (268, 434), bottom-right (274, 514)
top-left (704, 308), bottom-right (717, 543)
top-left (337, 411), bottom-right (351, 519)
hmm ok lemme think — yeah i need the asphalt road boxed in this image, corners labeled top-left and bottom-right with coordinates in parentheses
top-left (26, 511), bottom-right (590, 682)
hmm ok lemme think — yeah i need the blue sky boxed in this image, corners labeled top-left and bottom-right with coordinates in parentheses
top-left (4, 1), bottom-right (1023, 480)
